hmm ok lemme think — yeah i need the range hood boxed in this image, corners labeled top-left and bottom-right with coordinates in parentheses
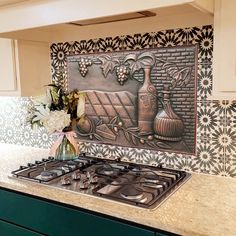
top-left (69, 11), bottom-right (156, 26)
top-left (0, 0), bottom-right (213, 34)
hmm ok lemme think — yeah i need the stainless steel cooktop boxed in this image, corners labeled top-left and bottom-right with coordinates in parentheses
top-left (10, 153), bottom-right (190, 209)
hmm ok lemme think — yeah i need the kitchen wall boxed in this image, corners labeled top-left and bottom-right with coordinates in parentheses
top-left (1, 24), bottom-right (236, 177)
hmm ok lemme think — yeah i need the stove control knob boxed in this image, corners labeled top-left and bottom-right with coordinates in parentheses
top-left (89, 175), bottom-right (98, 184)
top-left (27, 163), bottom-right (35, 168)
top-left (20, 165), bottom-right (27, 170)
top-left (61, 176), bottom-right (71, 185)
top-left (35, 160), bottom-right (42, 165)
top-left (79, 179), bottom-right (90, 189)
top-left (72, 171), bottom-right (81, 180)
top-left (86, 170), bottom-right (98, 184)
top-left (86, 170), bottom-right (95, 179)
top-left (77, 162), bottom-right (84, 168)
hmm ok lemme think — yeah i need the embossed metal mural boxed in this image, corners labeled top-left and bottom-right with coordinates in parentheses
top-left (67, 46), bottom-right (197, 154)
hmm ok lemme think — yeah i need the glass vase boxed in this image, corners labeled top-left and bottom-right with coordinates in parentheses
top-left (54, 134), bottom-right (77, 161)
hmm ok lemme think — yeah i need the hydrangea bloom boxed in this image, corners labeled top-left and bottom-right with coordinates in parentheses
top-left (42, 110), bottom-right (71, 134)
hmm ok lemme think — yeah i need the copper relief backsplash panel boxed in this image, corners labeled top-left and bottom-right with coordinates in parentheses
top-left (67, 46), bottom-right (197, 154)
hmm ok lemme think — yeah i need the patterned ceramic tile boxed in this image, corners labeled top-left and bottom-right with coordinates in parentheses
top-left (195, 143), bottom-right (223, 174)
top-left (190, 25), bottom-right (213, 59)
top-left (175, 27), bottom-right (201, 45)
top-left (197, 67), bottom-right (213, 99)
top-left (225, 152), bottom-right (236, 177)
top-left (175, 155), bottom-right (200, 173)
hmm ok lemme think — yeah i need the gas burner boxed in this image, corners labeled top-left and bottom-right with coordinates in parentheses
top-left (96, 166), bottom-right (116, 176)
top-left (40, 171), bottom-right (57, 181)
top-left (120, 186), bottom-right (144, 200)
top-left (144, 174), bottom-right (159, 184)
top-left (142, 174), bottom-right (169, 189)
top-left (104, 169), bottom-right (114, 176)
top-left (62, 161), bottom-right (77, 171)
top-left (142, 182), bottom-right (164, 189)
top-left (50, 168), bottom-right (65, 176)
top-left (74, 158), bottom-right (91, 168)
top-left (67, 160), bottom-right (77, 167)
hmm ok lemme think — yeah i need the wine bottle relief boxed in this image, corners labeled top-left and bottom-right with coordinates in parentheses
top-left (138, 67), bottom-right (158, 135)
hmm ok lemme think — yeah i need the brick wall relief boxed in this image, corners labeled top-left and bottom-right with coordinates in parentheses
top-left (67, 46), bottom-right (197, 154)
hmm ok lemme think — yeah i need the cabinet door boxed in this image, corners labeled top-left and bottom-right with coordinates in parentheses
top-left (0, 220), bottom-right (43, 236)
top-left (0, 39), bottom-right (18, 95)
top-left (212, 0), bottom-right (236, 98)
top-left (0, 188), bottom-right (155, 236)
top-left (156, 232), bottom-right (176, 236)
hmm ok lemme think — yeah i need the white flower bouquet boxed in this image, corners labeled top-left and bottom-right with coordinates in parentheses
top-left (27, 84), bottom-right (85, 160)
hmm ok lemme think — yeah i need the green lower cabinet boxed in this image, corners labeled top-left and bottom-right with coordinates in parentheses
top-left (156, 233), bottom-right (172, 236)
top-left (0, 188), bottom-right (156, 236)
top-left (0, 219), bottom-right (43, 236)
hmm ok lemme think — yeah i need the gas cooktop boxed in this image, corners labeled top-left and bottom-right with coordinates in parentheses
top-left (10, 153), bottom-right (190, 209)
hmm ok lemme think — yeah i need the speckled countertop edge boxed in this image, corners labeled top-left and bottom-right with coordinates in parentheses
top-left (1, 143), bottom-right (236, 236)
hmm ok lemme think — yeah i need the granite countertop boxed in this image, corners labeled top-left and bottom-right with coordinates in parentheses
top-left (0, 143), bottom-right (236, 236)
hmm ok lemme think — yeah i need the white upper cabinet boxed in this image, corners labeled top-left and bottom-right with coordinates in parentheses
top-left (0, 38), bottom-right (51, 97)
top-left (212, 0), bottom-right (236, 99)
top-left (0, 38), bottom-right (19, 96)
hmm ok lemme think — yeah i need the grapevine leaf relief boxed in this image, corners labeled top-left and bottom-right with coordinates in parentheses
top-left (93, 133), bottom-right (103, 141)
top-left (124, 54), bottom-right (141, 75)
top-left (98, 55), bottom-right (120, 78)
top-left (96, 119), bottom-right (103, 126)
top-left (146, 142), bottom-right (156, 148)
top-left (124, 52), bottom-right (156, 75)
top-left (156, 142), bottom-right (171, 149)
top-left (110, 116), bottom-right (118, 125)
top-left (126, 127), bottom-right (140, 132)
top-left (131, 135), bottom-right (138, 145)
top-left (124, 131), bottom-right (131, 142)
top-left (162, 61), bottom-right (193, 89)
top-left (137, 52), bottom-right (156, 66)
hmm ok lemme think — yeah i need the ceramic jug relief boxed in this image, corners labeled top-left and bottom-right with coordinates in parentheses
top-left (138, 66), bottom-right (158, 135)
top-left (153, 86), bottom-right (184, 141)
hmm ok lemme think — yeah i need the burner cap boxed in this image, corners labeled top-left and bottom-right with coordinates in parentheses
top-left (103, 169), bottom-right (114, 175)
top-left (62, 161), bottom-right (77, 171)
top-left (144, 174), bottom-right (159, 184)
top-left (40, 171), bottom-right (57, 181)
top-left (67, 161), bottom-right (77, 166)
top-left (96, 166), bottom-right (115, 176)
top-left (51, 169), bottom-right (64, 176)
top-left (120, 186), bottom-right (144, 200)
top-left (67, 161), bottom-right (77, 169)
